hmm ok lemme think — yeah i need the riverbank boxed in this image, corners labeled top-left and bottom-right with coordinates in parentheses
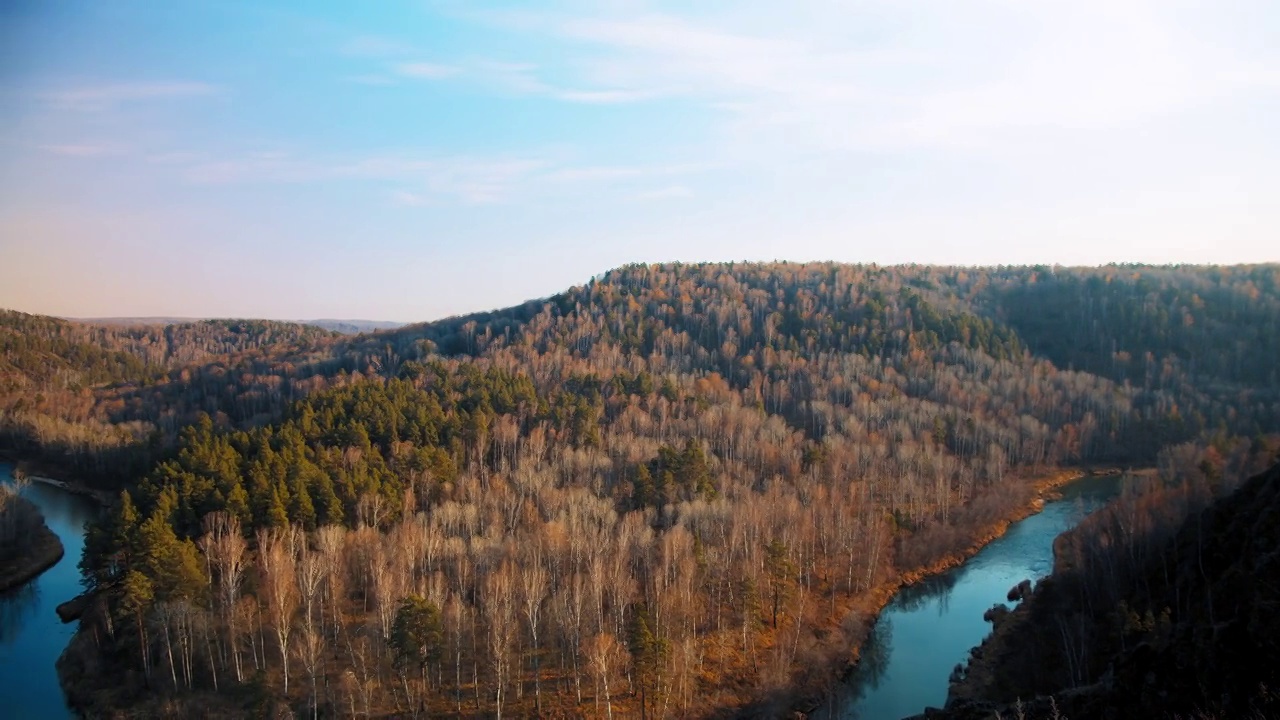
top-left (0, 448), bottom-right (113, 504)
top-left (789, 467), bottom-right (1116, 717)
top-left (934, 459), bottom-right (1280, 719)
top-left (2, 455), bottom-right (114, 506)
top-left (0, 494), bottom-right (65, 593)
top-left (26, 473), bottom-right (114, 506)
top-left (896, 467), bottom-right (1091, 587)
top-left (856, 468), bottom-right (1088, 646)
top-left (1, 464), bottom-right (102, 720)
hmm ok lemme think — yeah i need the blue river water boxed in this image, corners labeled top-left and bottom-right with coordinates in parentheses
top-left (1, 462), bottom-right (98, 720)
top-left (819, 475), bottom-right (1121, 720)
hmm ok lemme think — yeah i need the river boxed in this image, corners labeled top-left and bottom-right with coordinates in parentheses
top-left (818, 474), bottom-right (1122, 720)
top-left (1, 462), bottom-right (98, 720)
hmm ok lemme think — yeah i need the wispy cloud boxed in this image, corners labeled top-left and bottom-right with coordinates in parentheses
top-left (462, 2), bottom-right (1280, 151)
top-left (146, 151), bottom-right (206, 165)
top-left (395, 62), bottom-right (459, 80)
top-left (390, 190), bottom-right (430, 207)
top-left (635, 184), bottom-right (693, 200)
top-left (341, 26), bottom-right (660, 104)
top-left (553, 88), bottom-right (659, 104)
top-left (184, 152), bottom-right (548, 205)
top-left (543, 162), bottom-right (712, 183)
top-left (182, 149), bottom-right (711, 206)
top-left (38, 143), bottom-right (128, 157)
top-left (387, 54), bottom-right (655, 104)
top-left (341, 35), bottom-right (416, 58)
top-left (344, 74), bottom-right (398, 86)
top-left (42, 81), bottom-right (220, 111)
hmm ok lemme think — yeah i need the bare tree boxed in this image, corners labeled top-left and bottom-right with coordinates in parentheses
top-left (200, 512), bottom-right (248, 681)
top-left (484, 561), bottom-right (518, 720)
top-left (296, 539), bottom-right (325, 635)
top-left (315, 524), bottom-right (347, 642)
top-left (258, 525), bottom-right (300, 693)
top-left (585, 632), bottom-right (624, 720)
top-left (518, 545), bottom-right (550, 714)
top-left (296, 622), bottom-right (325, 720)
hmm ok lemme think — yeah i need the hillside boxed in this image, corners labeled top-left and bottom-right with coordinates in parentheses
top-left (7, 264), bottom-right (1278, 488)
top-left (30, 262), bottom-right (1280, 718)
top-left (0, 311), bottom-right (341, 482)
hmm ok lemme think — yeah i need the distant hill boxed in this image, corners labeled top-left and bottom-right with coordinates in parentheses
top-left (75, 317), bottom-right (206, 326)
top-left (79, 317), bottom-right (405, 334)
top-left (8, 262), bottom-right (1280, 487)
top-left (300, 319), bottom-right (405, 334)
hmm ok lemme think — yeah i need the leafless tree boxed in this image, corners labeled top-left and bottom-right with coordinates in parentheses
top-left (258, 525), bottom-right (300, 693)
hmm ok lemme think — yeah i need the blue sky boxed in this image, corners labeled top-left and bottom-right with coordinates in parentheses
top-left (1, 0), bottom-right (1278, 321)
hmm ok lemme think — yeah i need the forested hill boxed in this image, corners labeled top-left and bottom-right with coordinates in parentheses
top-left (361, 262), bottom-right (1280, 457)
top-left (19, 261), bottom-right (1280, 718)
top-left (3, 263), bottom-right (1279, 485)
top-left (0, 311), bottom-right (338, 385)
top-left (0, 311), bottom-right (340, 477)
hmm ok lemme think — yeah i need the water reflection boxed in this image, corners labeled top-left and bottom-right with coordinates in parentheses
top-left (0, 583), bottom-right (40, 645)
top-left (846, 617), bottom-right (894, 695)
top-left (892, 572), bottom-right (959, 615)
top-left (0, 464), bottom-right (98, 720)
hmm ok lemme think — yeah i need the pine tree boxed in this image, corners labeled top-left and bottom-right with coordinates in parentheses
top-left (764, 538), bottom-right (795, 628)
top-left (225, 480), bottom-right (251, 526)
top-left (289, 471), bottom-right (317, 530)
top-left (80, 490), bottom-right (140, 590)
top-left (627, 604), bottom-right (669, 720)
top-left (266, 486), bottom-right (290, 528)
top-left (391, 594), bottom-right (444, 709)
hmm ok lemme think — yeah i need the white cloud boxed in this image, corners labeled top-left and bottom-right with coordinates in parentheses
top-left (463, 1), bottom-right (1280, 152)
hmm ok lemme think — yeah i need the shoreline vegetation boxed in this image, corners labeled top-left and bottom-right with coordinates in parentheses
top-left (9, 449), bottom-right (1096, 716)
top-left (930, 447), bottom-right (1280, 719)
top-left (7, 444), bottom-right (1091, 715)
top-left (12, 458), bottom-right (113, 506)
top-left (0, 484), bottom-right (65, 593)
top-left (2, 457), bottom-right (104, 618)
top-left (51, 465), bottom-right (1104, 719)
top-left (26, 473), bottom-right (114, 506)
top-left (795, 467), bottom-right (1110, 715)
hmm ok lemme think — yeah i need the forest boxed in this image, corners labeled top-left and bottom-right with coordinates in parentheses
top-left (2, 262), bottom-right (1278, 718)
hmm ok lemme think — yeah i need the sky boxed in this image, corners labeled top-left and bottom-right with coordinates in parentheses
top-left (1, 0), bottom-right (1278, 322)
